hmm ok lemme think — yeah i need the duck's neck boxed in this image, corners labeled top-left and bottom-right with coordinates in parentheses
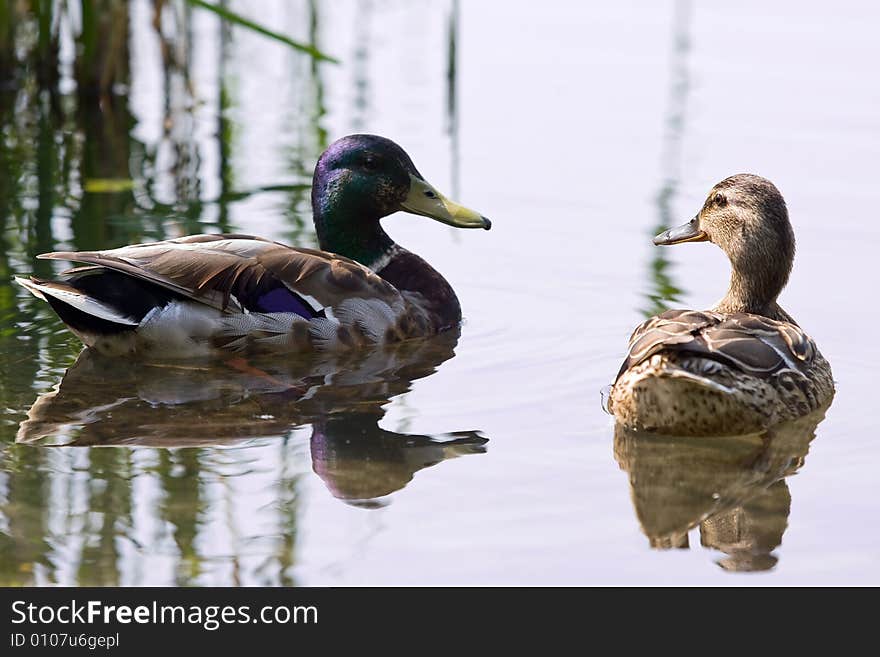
top-left (313, 196), bottom-right (395, 271)
top-left (312, 188), bottom-right (461, 329)
top-left (714, 254), bottom-right (794, 323)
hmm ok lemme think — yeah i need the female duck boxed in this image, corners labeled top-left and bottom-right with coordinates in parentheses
top-left (17, 135), bottom-right (491, 356)
top-left (609, 174), bottom-right (833, 435)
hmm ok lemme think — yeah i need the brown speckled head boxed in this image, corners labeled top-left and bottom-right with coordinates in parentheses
top-left (655, 174), bottom-right (797, 318)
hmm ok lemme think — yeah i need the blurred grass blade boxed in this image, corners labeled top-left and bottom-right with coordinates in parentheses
top-left (186, 0), bottom-right (338, 63)
top-left (84, 178), bottom-right (135, 193)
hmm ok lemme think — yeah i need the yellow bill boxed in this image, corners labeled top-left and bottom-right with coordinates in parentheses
top-left (401, 174), bottom-right (491, 230)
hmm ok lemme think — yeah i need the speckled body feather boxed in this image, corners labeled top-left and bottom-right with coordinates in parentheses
top-left (609, 310), bottom-right (833, 435)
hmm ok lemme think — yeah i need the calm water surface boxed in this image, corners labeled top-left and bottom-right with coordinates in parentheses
top-left (1, 0), bottom-right (878, 585)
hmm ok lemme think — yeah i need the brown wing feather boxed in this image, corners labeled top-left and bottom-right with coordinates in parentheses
top-left (38, 234), bottom-right (401, 314)
top-left (616, 309), bottom-right (818, 382)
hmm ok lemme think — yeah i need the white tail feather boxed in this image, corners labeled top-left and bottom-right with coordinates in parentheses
top-left (15, 276), bottom-right (138, 326)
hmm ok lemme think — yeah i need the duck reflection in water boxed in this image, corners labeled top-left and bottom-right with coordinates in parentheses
top-left (613, 401), bottom-right (830, 572)
top-left (16, 331), bottom-right (487, 505)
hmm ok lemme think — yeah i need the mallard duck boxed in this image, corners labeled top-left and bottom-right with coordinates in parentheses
top-left (16, 134), bottom-right (491, 357)
top-left (609, 174), bottom-right (834, 435)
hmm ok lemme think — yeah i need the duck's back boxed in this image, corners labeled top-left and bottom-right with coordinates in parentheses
top-left (610, 309), bottom-right (833, 435)
top-left (17, 234), bottom-right (447, 356)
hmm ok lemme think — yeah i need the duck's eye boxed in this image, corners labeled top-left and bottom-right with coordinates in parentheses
top-left (713, 193), bottom-right (727, 207)
top-left (362, 156), bottom-right (379, 171)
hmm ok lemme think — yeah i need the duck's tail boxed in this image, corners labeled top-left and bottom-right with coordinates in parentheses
top-left (610, 354), bottom-right (775, 436)
top-left (15, 268), bottom-right (186, 353)
top-left (16, 274), bottom-right (140, 338)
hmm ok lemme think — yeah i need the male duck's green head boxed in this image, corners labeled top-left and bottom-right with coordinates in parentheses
top-left (312, 134), bottom-right (490, 270)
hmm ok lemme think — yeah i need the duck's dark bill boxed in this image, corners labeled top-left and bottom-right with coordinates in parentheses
top-left (654, 217), bottom-right (707, 245)
top-left (401, 174), bottom-right (491, 230)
